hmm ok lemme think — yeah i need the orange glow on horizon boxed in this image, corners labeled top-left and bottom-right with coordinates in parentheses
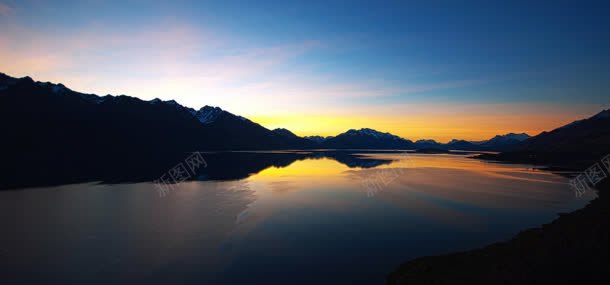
top-left (248, 112), bottom-right (584, 142)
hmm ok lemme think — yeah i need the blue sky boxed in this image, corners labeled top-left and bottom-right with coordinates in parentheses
top-left (1, 0), bottom-right (609, 140)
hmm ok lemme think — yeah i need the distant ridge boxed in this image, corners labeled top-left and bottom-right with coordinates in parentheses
top-left (322, 128), bottom-right (415, 149)
top-left (272, 128), bottom-right (300, 139)
top-left (304, 135), bottom-right (333, 143)
top-left (477, 109), bottom-right (610, 166)
top-left (0, 72), bottom-right (314, 152)
top-left (518, 109), bottom-right (609, 155)
top-left (0, 72), bottom-right (550, 152)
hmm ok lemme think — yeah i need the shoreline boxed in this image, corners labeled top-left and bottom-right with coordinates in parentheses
top-left (387, 158), bottom-right (610, 284)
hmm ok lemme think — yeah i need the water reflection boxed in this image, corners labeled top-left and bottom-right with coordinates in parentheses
top-left (0, 150), bottom-right (396, 190)
top-left (0, 153), bottom-right (596, 284)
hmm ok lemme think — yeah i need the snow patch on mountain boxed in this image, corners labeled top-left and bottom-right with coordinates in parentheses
top-left (36, 82), bottom-right (68, 94)
top-left (416, 139), bottom-right (439, 144)
top-left (500, 133), bottom-right (531, 141)
top-left (345, 128), bottom-right (402, 140)
top-left (195, 105), bottom-right (224, 124)
top-left (305, 135), bottom-right (333, 143)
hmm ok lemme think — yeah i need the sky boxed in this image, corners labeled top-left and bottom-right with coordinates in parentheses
top-left (1, 0), bottom-right (609, 142)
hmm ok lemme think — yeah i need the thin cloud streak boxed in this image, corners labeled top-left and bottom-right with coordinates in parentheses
top-left (1, 19), bottom-right (488, 114)
top-left (2, 8), bottom-right (601, 142)
top-left (1, 21), bottom-right (328, 107)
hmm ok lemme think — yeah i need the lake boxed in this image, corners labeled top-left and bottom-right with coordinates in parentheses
top-left (0, 151), bottom-right (595, 284)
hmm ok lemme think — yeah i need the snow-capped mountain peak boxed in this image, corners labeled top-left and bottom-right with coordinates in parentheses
top-left (304, 135), bottom-right (333, 143)
top-left (165, 99), bottom-right (179, 106)
top-left (415, 139), bottom-right (439, 144)
top-left (195, 105), bottom-right (224, 124)
top-left (341, 128), bottom-right (408, 142)
top-left (501, 133), bottom-right (531, 141)
top-left (36, 81), bottom-right (68, 94)
top-left (489, 133), bottom-right (531, 142)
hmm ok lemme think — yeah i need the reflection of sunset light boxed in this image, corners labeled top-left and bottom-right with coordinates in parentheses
top-left (242, 153), bottom-right (592, 229)
top-left (256, 158), bottom-right (349, 178)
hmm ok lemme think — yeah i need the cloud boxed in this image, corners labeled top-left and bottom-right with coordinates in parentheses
top-left (0, 17), bottom-right (495, 126)
top-left (0, 11), bottom-right (489, 116)
top-left (0, 20), bottom-right (322, 94)
top-left (0, 15), bottom-right (487, 119)
top-left (0, 2), bottom-right (12, 16)
top-left (15, 22), bottom-right (213, 70)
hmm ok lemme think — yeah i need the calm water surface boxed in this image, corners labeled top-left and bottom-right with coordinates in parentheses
top-left (0, 153), bottom-right (595, 284)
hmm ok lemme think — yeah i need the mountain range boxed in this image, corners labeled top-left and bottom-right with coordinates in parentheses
top-left (0, 73), bottom-right (317, 152)
top-left (0, 72), bottom-right (534, 153)
top-left (478, 108), bottom-right (610, 166)
top-left (1, 72), bottom-right (607, 158)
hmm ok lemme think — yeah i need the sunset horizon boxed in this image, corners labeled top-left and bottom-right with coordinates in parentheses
top-left (2, 71), bottom-right (604, 143)
top-left (2, 1), bottom-right (608, 142)
top-left (2, 1), bottom-right (610, 284)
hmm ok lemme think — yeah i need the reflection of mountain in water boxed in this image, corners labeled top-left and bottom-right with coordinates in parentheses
top-left (0, 151), bottom-right (396, 190)
top-left (199, 151), bottom-right (394, 181)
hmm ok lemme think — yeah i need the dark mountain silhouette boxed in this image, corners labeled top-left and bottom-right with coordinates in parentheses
top-left (304, 135), bottom-right (333, 143)
top-left (316, 131), bottom-right (532, 152)
top-left (200, 108), bottom-right (316, 149)
top-left (414, 139), bottom-right (443, 149)
top-left (518, 111), bottom-right (608, 154)
top-left (321, 128), bottom-right (415, 149)
top-left (479, 132), bottom-right (531, 151)
top-left (477, 110), bottom-right (610, 166)
top-left (0, 72), bottom-right (18, 87)
top-left (446, 139), bottom-right (481, 150)
top-left (0, 71), bottom-right (542, 165)
top-left (272, 128), bottom-right (300, 139)
top-left (429, 133), bottom-right (531, 152)
top-left (0, 73), bottom-right (320, 189)
top-left (0, 73), bottom-right (314, 153)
